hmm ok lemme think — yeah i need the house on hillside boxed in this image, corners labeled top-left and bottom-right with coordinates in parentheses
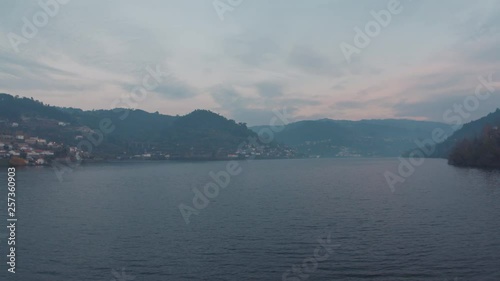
top-left (0, 135), bottom-right (13, 141)
top-left (20, 145), bottom-right (31, 151)
top-left (27, 151), bottom-right (40, 157)
top-left (41, 151), bottom-right (54, 156)
top-left (26, 137), bottom-right (38, 145)
top-left (48, 142), bottom-right (61, 148)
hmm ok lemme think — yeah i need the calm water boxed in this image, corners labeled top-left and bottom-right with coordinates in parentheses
top-left (0, 158), bottom-right (499, 281)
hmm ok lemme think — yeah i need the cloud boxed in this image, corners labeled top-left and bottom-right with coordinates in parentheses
top-left (0, 53), bottom-right (73, 78)
top-left (223, 32), bottom-right (280, 66)
top-left (288, 45), bottom-right (344, 77)
top-left (0, 53), bottom-right (103, 93)
top-left (211, 85), bottom-right (245, 108)
top-left (120, 79), bottom-right (198, 101)
top-left (149, 76), bottom-right (198, 100)
top-left (255, 81), bottom-right (284, 97)
top-left (209, 84), bottom-right (321, 125)
top-left (349, 33), bottom-right (500, 122)
top-left (152, 84), bottom-right (197, 100)
top-left (1, 0), bottom-right (500, 124)
top-left (393, 92), bottom-right (500, 122)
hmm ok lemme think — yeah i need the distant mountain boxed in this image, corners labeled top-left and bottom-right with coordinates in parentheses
top-left (251, 119), bottom-right (454, 157)
top-left (6, 92), bottom-right (484, 160)
top-left (433, 108), bottom-right (500, 158)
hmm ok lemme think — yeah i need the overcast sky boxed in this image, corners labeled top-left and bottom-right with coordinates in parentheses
top-left (1, 0), bottom-right (500, 125)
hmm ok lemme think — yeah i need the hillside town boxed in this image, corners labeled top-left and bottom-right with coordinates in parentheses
top-left (0, 117), bottom-right (302, 167)
top-left (0, 121), bottom-right (79, 166)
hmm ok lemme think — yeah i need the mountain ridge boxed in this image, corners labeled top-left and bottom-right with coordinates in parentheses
top-left (1, 93), bottom-right (277, 161)
top-left (6, 92), bottom-right (497, 161)
top-left (251, 118), bottom-right (455, 157)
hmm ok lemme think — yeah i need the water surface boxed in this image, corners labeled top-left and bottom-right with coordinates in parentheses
top-left (0, 158), bottom-right (499, 280)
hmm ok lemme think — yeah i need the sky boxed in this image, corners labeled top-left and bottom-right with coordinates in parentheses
top-left (1, 0), bottom-right (500, 126)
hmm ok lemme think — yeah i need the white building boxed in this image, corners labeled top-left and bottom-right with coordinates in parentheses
top-left (20, 145), bottom-right (31, 151)
top-left (26, 138), bottom-right (38, 145)
top-left (48, 142), bottom-right (58, 147)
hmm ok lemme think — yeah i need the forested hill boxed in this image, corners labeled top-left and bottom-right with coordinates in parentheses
top-left (0, 93), bottom-right (262, 159)
top-left (444, 109), bottom-right (500, 168)
top-left (0, 93), bottom-right (75, 122)
top-left (433, 109), bottom-right (500, 159)
top-left (251, 119), bottom-right (454, 157)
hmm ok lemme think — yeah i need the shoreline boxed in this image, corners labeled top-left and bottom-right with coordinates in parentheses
top-left (2, 157), bottom-right (455, 169)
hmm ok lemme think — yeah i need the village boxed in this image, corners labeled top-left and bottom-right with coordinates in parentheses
top-left (0, 121), bottom-right (81, 166)
top-left (0, 119), bottom-right (300, 166)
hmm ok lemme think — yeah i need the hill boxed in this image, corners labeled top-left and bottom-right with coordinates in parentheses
top-left (0, 93), bottom-right (75, 122)
top-left (432, 109), bottom-right (500, 158)
top-left (448, 125), bottom-right (500, 168)
top-left (0, 93), bottom-right (290, 161)
top-left (251, 119), bottom-right (454, 157)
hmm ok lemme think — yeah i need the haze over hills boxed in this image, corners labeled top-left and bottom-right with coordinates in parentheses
top-left (252, 119), bottom-right (455, 157)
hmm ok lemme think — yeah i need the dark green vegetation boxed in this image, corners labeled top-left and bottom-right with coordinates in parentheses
top-left (398, 108), bottom-right (500, 169)
top-left (433, 109), bottom-right (500, 158)
top-left (448, 126), bottom-right (500, 168)
top-left (444, 109), bottom-right (500, 168)
top-left (0, 93), bottom-right (75, 122)
top-left (69, 108), bottom-right (256, 158)
top-left (252, 119), bottom-right (454, 157)
top-left (0, 93), bottom-right (271, 160)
